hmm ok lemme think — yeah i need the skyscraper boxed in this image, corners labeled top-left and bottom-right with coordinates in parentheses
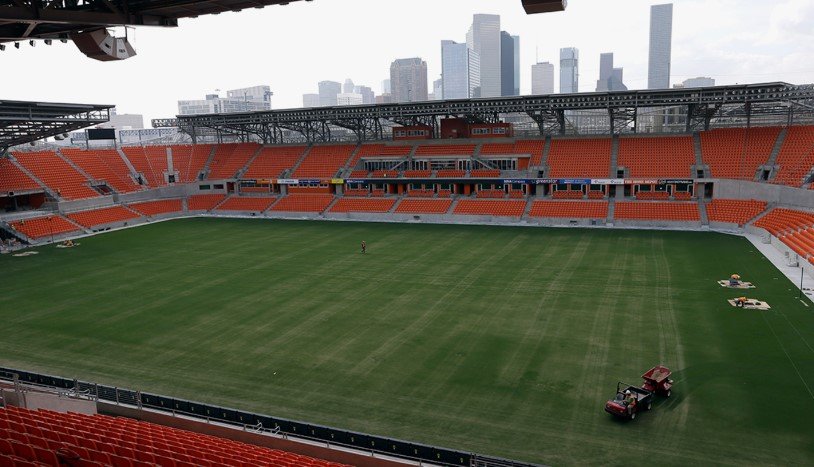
top-left (343, 79), bottom-right (355, 94)
top-left (500, 31), bottom-right (519, 96)
top-left (390, 58), bottom-right (428, 103)
top-left (318, 81), bottom-right (341, 107)
top-left (531, 62), bottom-right (555, 95)
top-left (596, 53), bottom-right (627, 92)
top-left (441, 40), bottom-right (480, 100)
top-left (559, 47), bottom-right (579, 93)
top-left (355, 85), bottom-right (375, 104)
top-left (648, 3), bottom-right (673, 89)
top-left (466, 14), bottom-right (501, 98)
top-left (433, 78), bottom-right (443, 100)
top-left (381, 79), bottom-right (391, 94)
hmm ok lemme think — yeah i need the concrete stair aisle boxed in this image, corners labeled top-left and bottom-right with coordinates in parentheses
top-left (691, 132), bottom-right (708, 178)
top-left (445, 198), bottom-right (460, 215)
top-left (262, 195), bottom-right (283, 214)
top-left (210, 195), bottom-right (231, 212)
top-left (387, 196), bottom-right (402, 213)
top-left (745, 202), bottom-right (775, 227)
top-left (235, 145), bottom-right (265, 179)
top-left (759, 127), bottom-right (787, 181)
top-left (698, 201), bottom-right (709, 225)
top-left (520, 198), bottom-right (535, 221)
top-left (610, 136), bottom-right (619, 177)
top-left (321, 195), bottom-right (340, 215)
top-left (341, 145), bottom-right (363, 176)
top-left (165, 146), bottom-right (174, 179)
top-left (287, 146), bottom-right (313, 176)
top-left (607, 198), bottom-right (616, 224)
top-left (54, 149), bottom-right (96, 184)
top-left (116, 148), bottom-right (142, 186)
top-left (8, 157), bottom-right (60, 200)
top-left (199, 145), bottom-right (219, 180)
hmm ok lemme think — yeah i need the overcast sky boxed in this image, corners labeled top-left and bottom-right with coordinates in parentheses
top-left (3, 0), bottom-right (813, 126)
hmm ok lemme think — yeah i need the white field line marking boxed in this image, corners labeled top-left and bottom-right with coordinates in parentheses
top-left (760, 312), bottom-right (814, 402)
top-left (800, 299), bottom-right (809, 307)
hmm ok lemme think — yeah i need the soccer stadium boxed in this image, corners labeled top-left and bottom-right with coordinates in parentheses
top-left (1, 1), bottom-right (814, 466)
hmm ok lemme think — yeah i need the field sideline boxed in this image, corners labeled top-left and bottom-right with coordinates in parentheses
top-left (1, 218), bottom-right (812, 465)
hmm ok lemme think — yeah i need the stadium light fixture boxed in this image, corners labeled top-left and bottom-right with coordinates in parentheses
top-left (44, 39), bottom-right (52, 45)
top-left (0, 45), bottom-right (5, 51)
top-left (29, 40), bottom-right (35, 47)
top-left (14, 42), bottom-right (20, 49)
top-left (60, 39), bottom-right (68, 43)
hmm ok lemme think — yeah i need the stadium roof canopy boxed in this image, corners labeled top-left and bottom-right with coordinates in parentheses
top-left (152, 82), bottom-right (814, 144)
top-left (0, 0), bottom-right (306, 44)
top-left (0, 100), bottom-right (111, 153)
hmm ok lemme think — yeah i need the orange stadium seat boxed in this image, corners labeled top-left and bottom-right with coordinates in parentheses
top-left (270, 194), bottom-right (334, 212)
top-left (8, 215), bottom-right (80, 239)
top-left (453, 199), bottom-right (527, 217)
top-left (547, 138), bottom-right (611, 178)
top-left (700, 127), bottom-right (781, 180)
top-left (618, 136), bottom-right (695, 178)
top-left (370, 170), bottom-right (399, 178)
top-left (614, 202), bottom-right (700, 221)
top-left (476, 189), bottom-right (506, 199)
top-left (0, 406), bottom-right (350, 467)
top-left (706, 199), bottom-right (767, 225)
top-left (207, 143), bottom-right (260, 179)
top-left (634, 191), bottom-right (670, 200)
top-left (329, 197), bottom-right (395, 213)
top-left (480, 140), bottom-right (545, 164)
top-left (529, 201), bottom-right (608, 218)
top-left (187, 194), bottom-right (227, 211)
top-left (0, 158), bottom-right (40, 193)
top-left (403, 170), bottom-right (432, 178)
top-left (470, 169), bottom-right (501, 177)
top-left (754, 208), bottom-right (814, 260)
top-left (61, 148), bottom-right (142, 193)
top-left (293, 145), bottom-right (355, 178)
top-left (171, 144), bottom-right (214, 183)
top-left (406, 188), bottom-right (435, 197)
top-left (350, 144), bottom-right (412, 166)
top-left (215, 196), bottom-right (276, 212)
top-left (67, 206), bottom-right (140, 228)
top-left (772, 126), bottom-right (814, 187)
top-left (552, 190), bottom-right (584, 199)
top-left (129, 199), bottom-right (183, 216)
top-left (343, 188), bottom-right (369, 196)
top-left (395, 198), bottom-right (453, 214)
top-left (243, 146), bottom-right (306, 179)
top-left (13, 151), bottom-right (100, 200)
top-left (120, 146), bottom-right (167, 188)
top-left (436, 169), bottom-right (466, 178)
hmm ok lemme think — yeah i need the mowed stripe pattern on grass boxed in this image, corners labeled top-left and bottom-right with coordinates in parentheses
top-left (0, 219), bottom-right (812, 466)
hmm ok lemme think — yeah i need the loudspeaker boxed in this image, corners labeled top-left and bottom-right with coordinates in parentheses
top-left (521, 0), bottom-right (567, 14)
top-left (70, 29), bottom-right (136, 61)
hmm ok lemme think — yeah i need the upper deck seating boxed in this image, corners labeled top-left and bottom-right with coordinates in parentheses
top-left (700, 127), bottom-right (781, 180)
top-left (547, 138), bottom-right (611, 178)
top-left (207, 143), bottom-right (260, 179)
top-left (61, 148), bottom-right (141, 193)
top-left (772, 126), bottom-right (814, 187)
top-left (0, 158), bottom-right (40, 193)
top-left (293, 145), bottom-right (355, 178)
top-left (13, 151), bottom-right (99, 200)
top-left (243, 146), bottom-right (306, 179)
top-left (618, 136), bottom-right (695, 178)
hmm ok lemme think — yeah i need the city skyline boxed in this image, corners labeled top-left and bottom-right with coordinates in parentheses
top-left (648, 3), bottom-right (674, 89)
top-left (3, 0), bottom-right (811, 124)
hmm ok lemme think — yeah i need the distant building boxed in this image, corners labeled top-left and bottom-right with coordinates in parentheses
top-left (302, 93), bottom-right (320, 108)
top-left (500, 31), bottom-right (519, 96)
top-left (376, 94), bottom-right (392, 104)
top-left (178, 85), bottom-right (272, 115)
top-left (355, 85), bottom-right (375, 104)
top-left (596, 53), bottom-right (627, 92)
top-left (337, 93), bottom-right (363, 106)
top-left (559, 47), bottom-right (579, 93)
top-left (381, 79), bottom-right (391, 94)
top-left (441, 40), bottom-right (480, 99)
top-left (648, 3), bottom-right (673, 89)
top-left (682, 77), bottom-right (715, 88)
top-left (467, 14), bottom-right (501, 98)
top-left (390, 57), bottom-right (428, 102)
top-left (343, 79), bottom-right (355, 94)
top-left (318, 81), bottom-right (342, 107)
top-left (531, 62), bottom-right (555, 95)
top-left (433, 78), bottom-right (443, 100)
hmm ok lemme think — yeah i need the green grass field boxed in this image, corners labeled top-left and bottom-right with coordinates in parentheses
top-left (1, 218), bottom-right (813, 466)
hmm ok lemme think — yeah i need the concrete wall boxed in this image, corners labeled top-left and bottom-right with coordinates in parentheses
top-left (712, 179), bottom-right (814, 209)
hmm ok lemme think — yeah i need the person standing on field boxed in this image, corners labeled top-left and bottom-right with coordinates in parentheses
top-left (361, 240), bottom-right (366, 254)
